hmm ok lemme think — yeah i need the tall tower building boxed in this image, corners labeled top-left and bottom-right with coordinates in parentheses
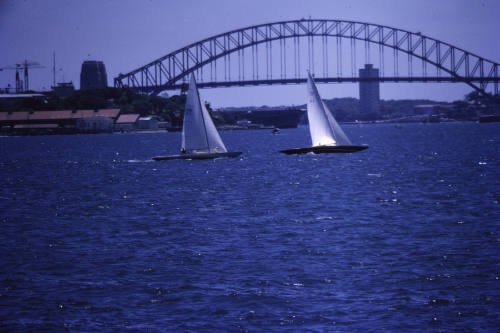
top-left (80, 61), bottom-right (108, 89)
top-left (359, 64), bottom-right (380, 114)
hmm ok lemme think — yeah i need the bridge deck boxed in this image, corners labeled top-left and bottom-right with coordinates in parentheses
top-left (126, 76), bottom-right (500, 92)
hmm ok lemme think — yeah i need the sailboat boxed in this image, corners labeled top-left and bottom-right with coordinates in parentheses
top-left (280, 72), bottom-right (368, 154)
top-left (152, 74), bottom-right (242, 161)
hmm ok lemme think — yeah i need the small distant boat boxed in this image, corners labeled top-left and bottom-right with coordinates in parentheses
top-left (153, 74), bottom-right (242, 161)
top-left (280, 72), bottom-right (368, 155)
top-left (272, 127), bottom-right (280, 134)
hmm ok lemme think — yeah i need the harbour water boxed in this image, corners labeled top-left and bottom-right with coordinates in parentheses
top-left (1, 123), bottom-right (499, 331)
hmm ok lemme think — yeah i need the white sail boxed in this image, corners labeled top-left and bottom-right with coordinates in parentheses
top-left (201, 101), bottom-right (227, 152)
top-left (181, 75), bottom-right (208, 152)
top-left (306, 72), bottom-right (336, 146)
top-left (322, 100), bottom-right (352, 146)
top-left (181, 74), bottom-right (227, 153)
top-left (307, 72), bottom-right (352, 146)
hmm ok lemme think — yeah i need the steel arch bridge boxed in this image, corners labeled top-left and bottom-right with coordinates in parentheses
top-left (114, 19), bottom-right (499, 95)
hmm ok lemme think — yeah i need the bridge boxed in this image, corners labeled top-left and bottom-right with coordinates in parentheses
top-left (114, 19), bottom-right (499, 96)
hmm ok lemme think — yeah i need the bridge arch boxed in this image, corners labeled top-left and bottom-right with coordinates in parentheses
top-left (114, 19), bottom-right (499, 95)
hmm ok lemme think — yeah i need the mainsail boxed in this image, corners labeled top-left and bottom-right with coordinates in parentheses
top-left (307, 72), bottom-right (351, 147)
top-left (181, 74), bottom-right (227, 153)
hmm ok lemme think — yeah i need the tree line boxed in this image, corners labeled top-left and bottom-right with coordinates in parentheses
top-left (3, 87), bottom-right (499, 123)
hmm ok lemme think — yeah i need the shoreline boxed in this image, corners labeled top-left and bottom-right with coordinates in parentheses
top-left (1, 120), bottom-right (495, 137)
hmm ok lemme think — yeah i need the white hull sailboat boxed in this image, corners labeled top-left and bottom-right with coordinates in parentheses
top-left (153, 74), bottom-right (242, 161)
top-left (280, 72), bottom-right (368, 155)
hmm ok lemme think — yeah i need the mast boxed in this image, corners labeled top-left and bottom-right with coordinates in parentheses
top-left (53, 51), bottom-right (56, 88)
top-left (196, 84), bottom-right (210, 151)
top-left (24, 60), bottom-right (28, 91)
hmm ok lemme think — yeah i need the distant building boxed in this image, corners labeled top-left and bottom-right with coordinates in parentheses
top-left (52, 82), bottom-right (75, 97)
top-left (0, 108), bottom-right (120, 134)
top-left (236, 119), bottom-right (252, 126)
top-left (114, 113), bottom-right (140, 131)
top-left (414, 104), bottom-right (453, 122)
top-left (80, 61), bottom-right (108, 90)
top-left (158, 121), bottom-right (171, 129)
top-left (76, 116), bottom-right (113, 133)
top-left (0, 93), bottom-right (46, 109)
top-left (217, 108), bottom-right (305, 128)
top-left (136, 116), bottom-right (159, 130)
top-left (359, 64), bottom-right (380, 115)
top-left (413, 105), bottom-right (438, 115)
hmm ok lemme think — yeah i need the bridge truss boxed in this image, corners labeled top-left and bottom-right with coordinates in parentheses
top-left (114, 19), bottom-right (499, 95)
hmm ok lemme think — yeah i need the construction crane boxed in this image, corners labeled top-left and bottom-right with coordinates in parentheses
top-left (0, 60), bottom-right (44, 93)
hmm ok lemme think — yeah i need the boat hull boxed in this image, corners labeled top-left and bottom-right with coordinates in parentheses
top-left (152, 151), bottom-right (242, 161)
top-left (280, 145), bottom-right (368, 155)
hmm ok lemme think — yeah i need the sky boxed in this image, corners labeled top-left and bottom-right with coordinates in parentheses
top-left (1, 0), bottom-right (499, 107)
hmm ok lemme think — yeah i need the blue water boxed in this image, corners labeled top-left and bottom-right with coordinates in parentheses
top-left (1, 123), bottom-right (499, 332)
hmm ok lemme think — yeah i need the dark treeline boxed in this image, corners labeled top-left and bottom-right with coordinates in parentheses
top-left (3, 88), bottom-right (499, 123)
top-left (324, 98), bottom-right (448, 122)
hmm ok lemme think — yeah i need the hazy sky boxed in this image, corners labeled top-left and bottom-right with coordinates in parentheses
top-left (1, 0), bottom-right (499, 107)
